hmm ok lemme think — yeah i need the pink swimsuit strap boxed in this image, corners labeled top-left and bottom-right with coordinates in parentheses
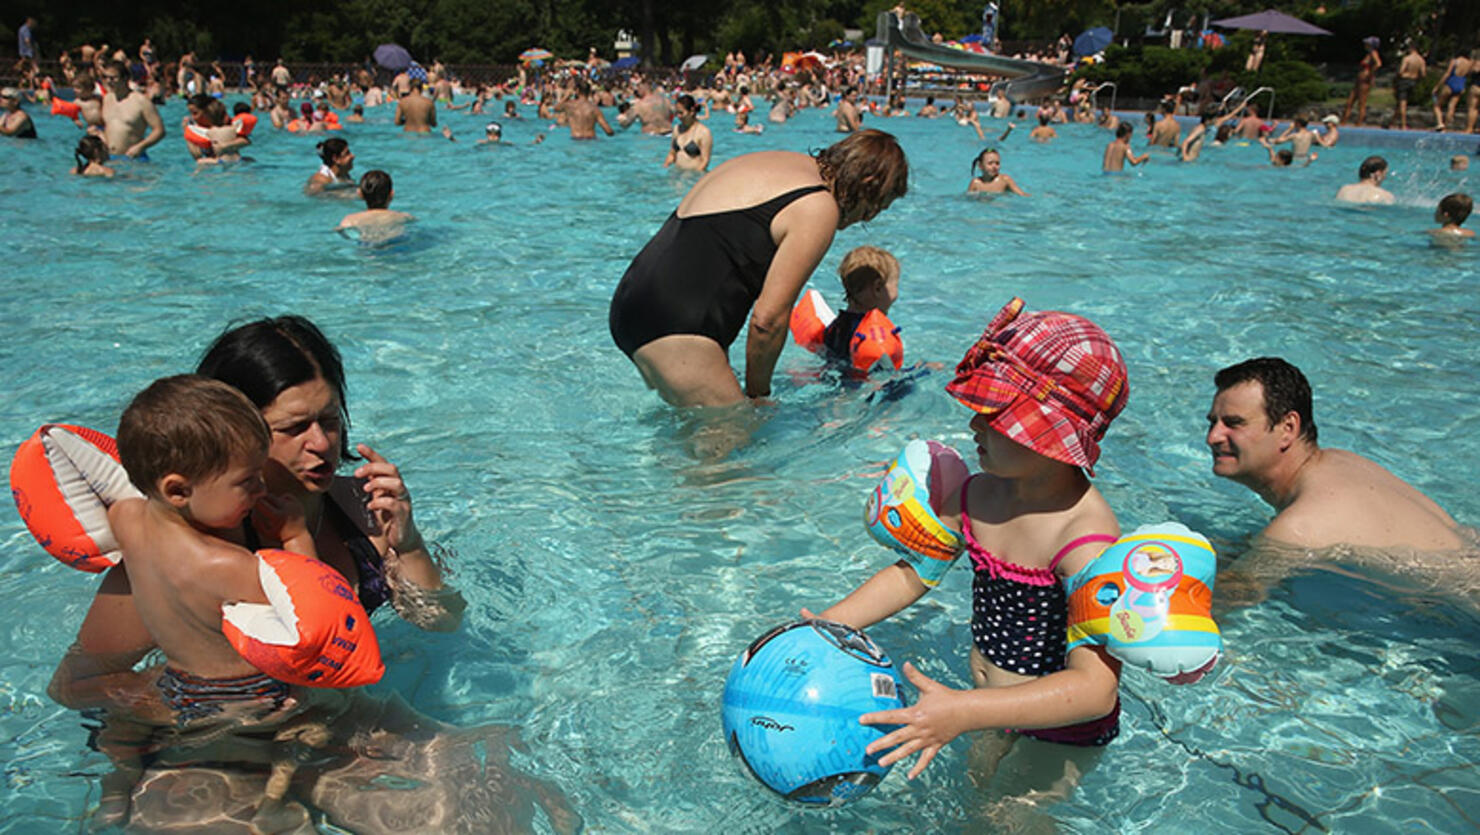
top-left (960, 476), bottom-right (1117, 586)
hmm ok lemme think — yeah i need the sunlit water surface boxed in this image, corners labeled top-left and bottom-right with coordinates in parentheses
top-left (1, 99), bottom-right (1477, 832)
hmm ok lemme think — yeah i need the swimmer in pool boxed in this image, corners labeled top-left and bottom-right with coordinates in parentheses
top-left (1429, 192), bottom-right (1475, 241)
top-left (664, 94), bottom-right (711, 171)
top-left (1179, 111), bottom-right (1211, 161)
top-left (808, 299), bottom-right (1131, 782)
top-left (305, 137), bottom-right (356, 196)
top-left (338, 169), bottom-right (413, 242)
top-left (476, 121), bottom-right (505, 145)
top-left (563, 80), bottom-right (613, 139)
top-left (609, 130), bottom-right (908, 408)
top-left (1207, 358), bottom-right (1475, 610)
top-left (1207, 357), bottom-right (1464, 552)
top-left (1268, 116), bottom-right (1317, 161)
top-left (818, 245), bottom-right (900, 362)
top-left (1334, 155), bottom-right (1394, 204)
top-left (0, 86), bottom-right (36, 138)
top-left (394, 79), bottom-right (437, 133)
top-left (73, 134), bottom-right (114, 177)
top-left (1103, 122), bottom-right (1148, 172)
top-left (967, 147), bottom-right (1028, 195)
top-left (733, 109), bottom-right (764, 133)
top-left (1314, 114), bottom-right (1340, 148)
top-left (100, 60), bottom-right (164, 158)
top-left (1149, 100), bottom-right (1180, 147)
top-left (1027, 112), bottom-right (1056, 142)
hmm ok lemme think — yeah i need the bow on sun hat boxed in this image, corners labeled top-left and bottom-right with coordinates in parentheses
top-left (945, 298), bottom-right (1129, 475)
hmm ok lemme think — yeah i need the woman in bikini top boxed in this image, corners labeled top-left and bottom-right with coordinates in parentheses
top-left (663, 93), bottom-right (712, 173)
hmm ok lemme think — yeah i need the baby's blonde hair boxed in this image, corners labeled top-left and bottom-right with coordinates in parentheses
top-left (838, 245), bottom-right (900, 301)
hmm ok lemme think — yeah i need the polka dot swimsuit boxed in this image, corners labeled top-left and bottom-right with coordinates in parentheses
top-left (960, 476), bottom-right (1115, 676)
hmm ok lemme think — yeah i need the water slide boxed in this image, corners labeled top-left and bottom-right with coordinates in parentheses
top-left (875, 11), bottom-right (1068, 101)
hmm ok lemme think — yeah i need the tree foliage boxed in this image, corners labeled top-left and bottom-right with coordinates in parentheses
top-left (9, 0), bottom-right (1474, 66)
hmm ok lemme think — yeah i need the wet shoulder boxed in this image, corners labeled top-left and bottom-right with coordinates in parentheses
top-left (676, 151), bottom-right (821, 218)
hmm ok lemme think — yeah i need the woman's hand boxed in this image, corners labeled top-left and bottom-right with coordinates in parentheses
top-left (353, 443), bottom-right (424, 553)
top-left (859, 662), bottom-right (972, 779)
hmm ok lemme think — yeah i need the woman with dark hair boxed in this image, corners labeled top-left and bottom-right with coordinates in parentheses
top-left (663, 93), bottom-right (712, 172)
top-left (47, 315), bottom-right (476, 829)
top-left (305, 137), bottom-right (355, 195)
top-left (609, 129), bottom-right (909, 407)
top-left (51, 316), bottom-right (462, 707)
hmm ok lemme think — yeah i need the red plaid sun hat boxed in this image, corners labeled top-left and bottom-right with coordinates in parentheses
top-left (945, 298), bottom-right (1129, 475)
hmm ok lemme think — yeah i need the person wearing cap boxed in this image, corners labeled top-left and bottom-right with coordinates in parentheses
top-left (476, 121), bottom-right (504, 145)
top-left (1314, 113), bottom-right (1341, 148)
top-left (1335, 155), bottom-right (1393, 204)
top-left (0, 86), bottom-right (36, 138)
top-left (812, 298), bottom-right (1131, 780)
top-left (100, 59), bottom-right (164, 158)
top-left (1206, 357), bottom-right (1462, 556)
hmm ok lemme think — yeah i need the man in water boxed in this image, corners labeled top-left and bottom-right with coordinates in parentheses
top-left (1335, 155), bottom-right (1394, 204)
top-left (1267, 116), bottom-right (1317, 163)
top-left (1234, 104), bottom-right (1263, 140)
top-left (627, 82), bottom-right (672, 135)
top-left (100, 61), bottom-right (164, 159)
top-left (563, 81), bottom-right (612, 139)
top-left (1206, 357), bottom-right (1462, 552)
top-left (395, 80), bottom-right (436, 133)
top-left (835, 86), bottom-right (862, 133)
top-left (1149, 100), bottom-right (1181, 147)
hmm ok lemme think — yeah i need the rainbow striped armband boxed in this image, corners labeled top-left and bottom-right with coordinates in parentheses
top-left (863, 440), bottom-right (969, 587)
top-left (1064, 522), bottom-right (1221, 683)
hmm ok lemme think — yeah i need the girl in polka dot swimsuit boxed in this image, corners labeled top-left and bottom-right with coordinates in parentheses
top-left (814, 298), bottom-right (1129, 782)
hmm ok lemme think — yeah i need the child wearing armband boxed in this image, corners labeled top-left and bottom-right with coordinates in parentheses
top-left (811, 297), bottom-right (1130, 781)
top-left (109, 376), bottom-right (317, 716)
top-left (821, 246), bottom-right (900, 361)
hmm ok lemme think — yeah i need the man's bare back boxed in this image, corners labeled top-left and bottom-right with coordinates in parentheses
top-left (565, 96), bottom-right (612, 139)
top-left (395, 92), bottom-right (436, 133)
top-left (1265, 449), bottom-right (1461, 551)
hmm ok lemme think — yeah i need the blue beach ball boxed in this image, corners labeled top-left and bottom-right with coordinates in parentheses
top-left (721, 619), bottom-right (906, 806)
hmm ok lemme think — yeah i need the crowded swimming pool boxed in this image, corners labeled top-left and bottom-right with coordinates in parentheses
top-left (1, 99), bottom-right (1478, 831)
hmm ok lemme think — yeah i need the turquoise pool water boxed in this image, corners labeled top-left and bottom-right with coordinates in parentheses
top-left (1, 100), bottom-right (1478, 832)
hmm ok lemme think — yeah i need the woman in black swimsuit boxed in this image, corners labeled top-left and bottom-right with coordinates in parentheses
top-left (610, 129), bottom-right (908, 407)
top-left (663, 93), bottom-right (712, 172)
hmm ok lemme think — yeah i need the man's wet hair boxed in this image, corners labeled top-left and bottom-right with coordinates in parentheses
top-left (1276, 149), bottom-right (1293, 165)
top-left (1214, 357), bottom-right (1317, 443)
top-left (1116, 121), bottom-right (1133, 138)
top-left (232, 101), bottom-right (251, 115)
top-left (1438, 192), bottom-right (1473, 224)
top-left (1358, 155), bottom-right (1388, 180)
top-left (359, 169), bottom-right (392, 209)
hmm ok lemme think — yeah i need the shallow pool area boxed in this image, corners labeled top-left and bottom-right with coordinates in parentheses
top-left (2, 99), bottom-right (1479, 832)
